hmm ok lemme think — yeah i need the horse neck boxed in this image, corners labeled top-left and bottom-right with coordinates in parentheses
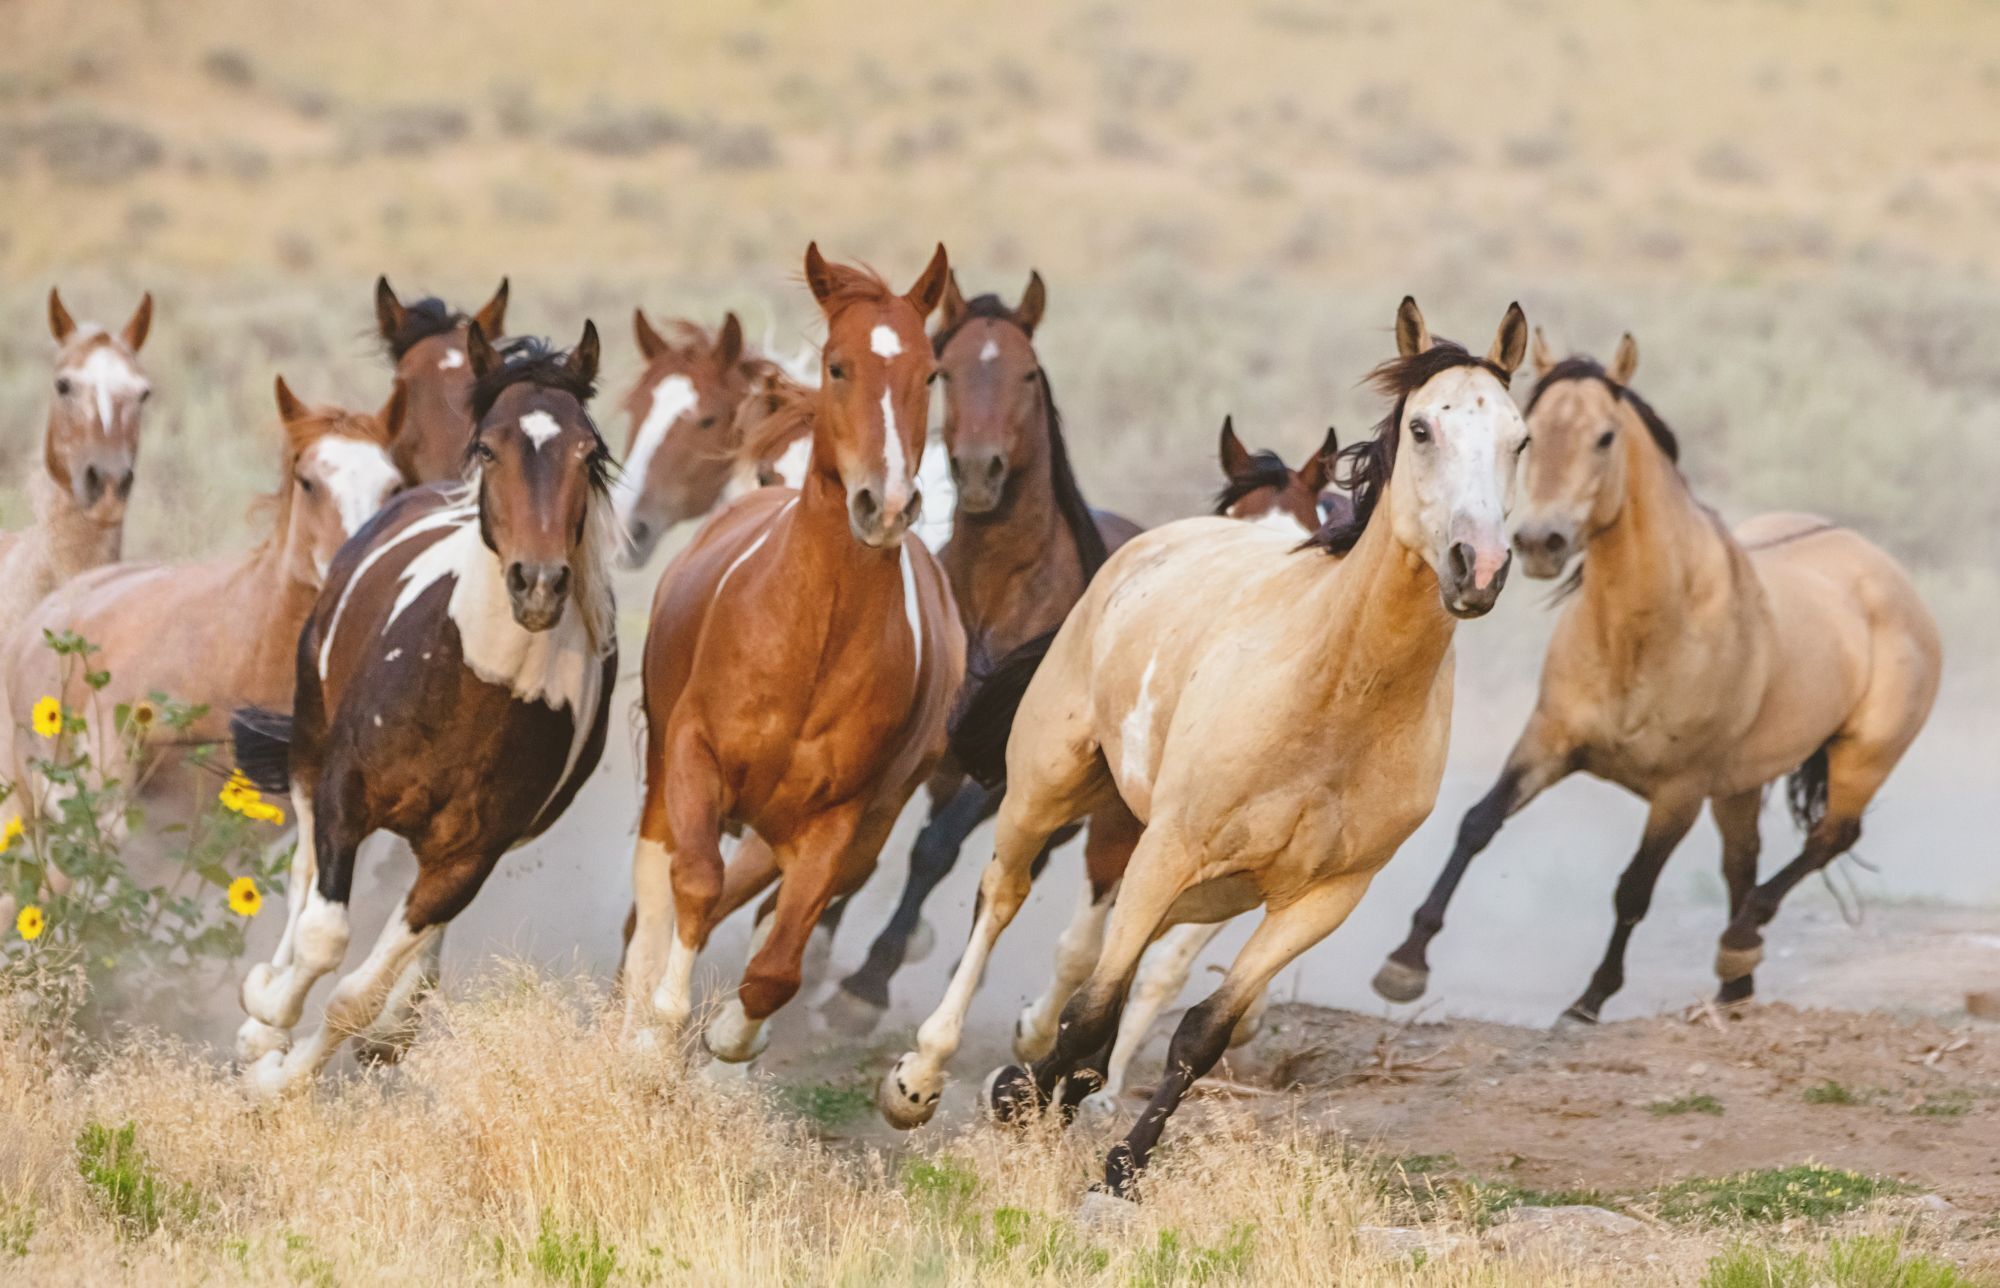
top-left (942, 411), bottom-right (1075, 638)
top-left (1575, 413), bottom-right (1729, 639)
top-left (793, 424), bottom-right (904, 597)
top-left (1295, 497), bottom-right (1455, 715)
top-left (234, 482), bottom-right (327, 664)
top-left (26, 467), bottom-right (121, 578)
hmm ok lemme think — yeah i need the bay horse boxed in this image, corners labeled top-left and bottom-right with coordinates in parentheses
top-left (0, 289), bottom-right (154, 631)
top-left (828, 270), bottom-right (1142, 1031)
top-left (1372, 331), bottom-right (1941, 1021)
top-left (613, 309), bottom-right (761, 565)
top-left (881, 298), bottom-right (1530, 1207)
top-left (1, 378), bottom-right (405, 831)
top-left (1215, 416), bottom-right (1344, 538)
top-left (230, 322), bottom-right (618, 1095)
top-left (619, 245), bottom-right (964, 1065)
top-left (374, 275), bottom-right (509, 483)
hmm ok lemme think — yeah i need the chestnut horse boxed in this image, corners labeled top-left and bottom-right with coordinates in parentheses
top-left (231, 323), bottom-right (617, 1095)
top-left (620, 246), bottom-right (964, 1064)
top-left (2, 378), bottom-right (405, 831)
top-left (0, 289), bottom-right (154, 630)
top-left (882, 299), bottom-right (1529, 1208)
top-left (829, 270), bottom-right (1142, 1029)
top-left (374, 276), bottom-right (509, 483)
top-left (613, 309), bottom-right (756, 564)
top-left (1372, 331), bottom-right (1941, 1021)
top-left (1215, 417), bottom-right (1343, 538)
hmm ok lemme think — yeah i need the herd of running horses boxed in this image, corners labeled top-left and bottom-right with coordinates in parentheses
top-left (3, 247), bottom-right (1941, 1204)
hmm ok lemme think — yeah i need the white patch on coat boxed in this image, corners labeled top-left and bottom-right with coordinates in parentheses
top-left (304, 435), bottom-right (403, 540)
top-left (870, 325), bottom-right (902, 358)
top-left (615, 373), bottom-right (697, 525)
top-left (913, 437), bottom-right (955, 552)
top-left (978, 338), bottom-right (1000, 363)
top-left (519, 410), bottom-right (562, 451)
top-left (770, 434), bottom-right (811, 489)
top-left (898, 544), bottom-right (924, 684)
top-left (437, 348), bottom-right (465, 370)
top-left (1248, 509), bottom-right (1313, 541)
top-left (384, 648), bottom-right (402, 662)
top-left (1119, 655), bottom-right (1160, 794)
top-left (317, 502), bottom-right (475, 679)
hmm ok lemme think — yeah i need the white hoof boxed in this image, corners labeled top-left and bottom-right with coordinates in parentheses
top-left (1077, 1089), bottom-right (1122, 1124)
top-left (904, 917), bottom-right (937, 966)
top-left (878, 1053), bottom-right (943, 1129)
top-left (1075, 1188), bottom-right (1139, 1232)
top-left (242, 1050), bottom-right (296, 1103)
top-left (1012, 1009), bottom-right (1055, 1064)
top-left (703, 1000), bottom-right (770, 1064)
top-left (235, 1017), bottom-right (290, 1064)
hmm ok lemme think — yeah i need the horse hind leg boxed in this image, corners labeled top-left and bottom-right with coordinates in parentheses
top-left (1710, 789), bottom-right (1763, 1007)
top-left (352, 925), bottom-right (444, 1065)
top-left (238, 784), bottom-right (348, 1062)
top-left (1561, 790), bottom-right (1702, 1024)
top-left (1076, 920), bottom-right (1223, 1121)
top-left (1014, 877), bottom-right (1118, 1064)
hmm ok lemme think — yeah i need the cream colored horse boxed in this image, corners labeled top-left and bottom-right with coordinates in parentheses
top-left (881, 298), bottom-right (1530, 1204)
top-left (0, 289), bottom-right (154, 630)
top-left (1373, 331), bottom-right (1941, 1019)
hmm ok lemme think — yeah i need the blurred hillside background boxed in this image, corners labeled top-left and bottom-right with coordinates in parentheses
top-left (1, 0), bottom-right (1993, 1019)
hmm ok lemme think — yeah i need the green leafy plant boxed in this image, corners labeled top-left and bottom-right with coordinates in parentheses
top-left (74, 1119), bottom-right (203, 1237)
top-left (1658, 1164), bottom-right (1908, 1224)
top-left (528, 1213), bottom-right (618, 1288)
top-left (775, 1079), bottom-right (873, 1129)
top-left (1650, 1093), bottom-right (1725, 1116)
top-left (1802, 1081), bottom-right (1866, 1107)
top-left (1702, 1234), bottom-right (1976, 1288)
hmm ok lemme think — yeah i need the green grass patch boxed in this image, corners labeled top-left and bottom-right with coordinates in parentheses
top-left (74, 1120), bottom-right (202, 1237)
top-left (1659, 1164), bottom-right (1909, 1224)
top-left (774, 1079), bottom-right (874, 1129)
top-left (1130, 1223), bottom-right (1257, 1287)
top-left (527, 1213), bottom-right (617, 1288)
top-left (0, 1200), bottom-right (33, 1258)
top-left (1702, 1233), bottom-right (1977, 1288)
top-left (1802, 1080), bottom-right (1866, 1107)
top-left (1376, 1154), bottom-right (1615, 1228)
top-left (981, 1206), bottom-right (1111, 1277)
top-left (1649, 1093), bottom-right (1725, 1116)
top-left (1911, 1091), bottom-right (1972, 1118)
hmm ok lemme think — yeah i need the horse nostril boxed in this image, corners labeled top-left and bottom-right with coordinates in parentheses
top-left (1543, 532), bottom-right (1566, 556)
top-left (505, 562), bottom-right (530, 596)
top-left (628, 521), bottom-right (651, 549)
top-left (113, 470), bottom-right (134, 500)
top-left (1448, 542), bottom-right (1475, 582)
top-left (853, 487), bottom-right (878, 522)
top-left (547, 565), bottom-right (571, 597)
top-left (983, 456), bottom-right (1004, 483)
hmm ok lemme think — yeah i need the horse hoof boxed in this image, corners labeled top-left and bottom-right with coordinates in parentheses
top-left (353, 1034), bottom-right (414, 1068)
top-left (1714, 940), bottom-right (1763, 983)
top-left (904, 917), bottom-right (937, 965)
top-left (1075, 1186), bottom-right (1139, 1231)
top-left (983, 1063), bottom-right (1039, 1125)
top-left (1076, 1090), bottom-right (1121, 1125)
top-left (1554, 1004), bottom-right (1599, 1030)
top-left (703, 1003), bottom-right (770, 1065)
top-left (697, 1055), bottom-right (755, 1085)
top-left (1011, 1010), bottom-right (1055, 1064)
top-left (821, 986), bottom-right (888, 1038)
top-left (878, 1053), bottom-right (943, 1130)
top-left (1371, 957), bottom-right (1430, 1004)
top-left (242, 1050), bottom-right (295, 1103)
top-left (240, 963), bottom-right (281, 1023)
top-left (235, 1018), bottom-right (289, 1063)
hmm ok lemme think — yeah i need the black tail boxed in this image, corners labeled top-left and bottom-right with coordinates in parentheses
top-left (231, 706), bottom-right (295, 795)
top-left (948, 631), bottom-right (1057, 789)
top-left (1785, 740), bottom-right (1831, 834)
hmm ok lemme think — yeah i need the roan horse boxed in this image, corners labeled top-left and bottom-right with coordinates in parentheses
top-left (1372, 331), bottom-right (1941, 1020)
top-left (828, 270), bottom-right (1142, 1030)
top-left (620, 246), bottom-right (964, 1064)
top-left (0, 289), bottom-right (154, 631)
top-left (881, 299), bottom-right (1530, 1207)
top-left (230, 322), bottom-right (617, 1096)
top-left (374, 275), bottom-right (510, 483)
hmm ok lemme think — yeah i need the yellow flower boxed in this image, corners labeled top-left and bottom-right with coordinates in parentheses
top-left (227, 877), bottom-right (262, 918)
top-left (1, 817), bottom-right (21, 851)
top-left (129, 700), bottom-right (157, 733)
top-left (31, 696), bottom-right (62, 738)
top-left (244, 800), bottom-right (286, 827)
top-left (16, 904), bottom-right (44, 941)
top-left (219, 770), bottom-right (260, 815)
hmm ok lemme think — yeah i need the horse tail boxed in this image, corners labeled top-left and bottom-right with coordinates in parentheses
top-left (948, 630), bottom-right (1057, 789)
top-left (1785, 739), bottom-right (1832, 834)
top-left (231, 706), bottom-right (295, 795)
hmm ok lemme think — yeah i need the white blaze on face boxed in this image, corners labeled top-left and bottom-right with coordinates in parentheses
top-left (1403, 366), bottom-right (1526, 590)
top-left (616, 373), bottom-right (697, 524)
top-left (66, 344), bottom-right (147, 435)
top-left (520, 410), bottom-right (562, 451)
top-left (870, 325), bottom-right (903, 359)
top-left (437, 348), bottom-right (466, 371)
top-left (879, 388), bottom-right (908, 503)
top-left (305, 435), bottom-right (403, 540)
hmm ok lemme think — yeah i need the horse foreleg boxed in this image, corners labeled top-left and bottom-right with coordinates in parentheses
top-left (1562, 791), bottom-right (1702, 1023)
top-left (353, 923), bottom-right (444, 1065)
top-left (1711, 789), bottom-right (1763, 1007)
top-left (238, 785), bottom-right (345, 1062)
top-left (1012, 877), bottom-right (1118, 1063)
top-left (1077, 919), bottom-right (1226, 1119)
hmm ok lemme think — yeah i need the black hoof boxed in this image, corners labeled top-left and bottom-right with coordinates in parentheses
top-left (984, 1064), bottom-right (1040, 1124)
top-left (1716, 975), bottom-right (1756, 1008)
top-left (1101, 1142), bottom-right (1140, 1200)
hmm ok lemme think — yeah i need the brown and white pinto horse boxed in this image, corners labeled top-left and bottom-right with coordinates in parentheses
top-left (612, 309), bottom-right (756, 564)
top-left (620, 246), bottom-right (964, 1064)
top-left (830, 270), bottom-right (1141, 1029)
top-left (1, 379), bottom-right (405, 831)
top-left (1214, 417), bottom-right (1344, 539)
top-left (1373, 331), bottom-right (1941, 1021)
top-left (0, 289), bottom-right (154, 630)
top-left (882, 299), bottom-right (1530, 1207)
top-left (231, 323), bottom-right (617, 1096)
top-left (374, 276), bottom-right (509, 483)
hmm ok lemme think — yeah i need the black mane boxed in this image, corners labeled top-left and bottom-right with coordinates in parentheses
top-left (930, 293), bottom-right (1014, 356)
top-left (470, 337), bottom-right (599, 423)
top-left (1038, 370), bottom-right (1109, 579)
top-left (382, 296), bottom-right (467, 362)
top-left (1525, 356), bottom-right (1680, 463)
top-left (1212, 449), bottom-right (1294, 514)
top-left (1304, 340), bottom-right (1512, 556)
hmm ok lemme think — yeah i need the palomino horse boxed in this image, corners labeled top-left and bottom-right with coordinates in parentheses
top-left (829, 270), bottom-right (1142, 1030)
top-left (0, 289), bottom-right (154, 630)
top-left (1215, 416), bottom-right (1344, 538)
top-left (613, 309), bottom-right (756, 564)
top-left (374, 275), bottom-right (509, 483)
top-left (620, 245), bottom-right (964, 1064)
top-left (2, 378), bottom-right (405, 828)
top-left (1372, 331), bottom-right (1941, 1021)
top-left (230, 323), bottom-right (618, 1095)
top-left (881, 299), bottom-right (1529, 1206)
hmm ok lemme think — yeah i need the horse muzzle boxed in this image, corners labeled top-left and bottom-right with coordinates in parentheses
top-left (505, 560), bottom-right (572, 631)
top-left (1439, 541), bottom-right (1511, 619)
top-left (949, 452), bottom-right (1007, 515)
top-left (848, 483), bottom-right (922, 549)
top-left (1510, 523), bottom-right (1575, 580)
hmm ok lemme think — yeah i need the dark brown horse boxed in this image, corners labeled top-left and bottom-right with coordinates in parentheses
top-left (374, 276), bottom-right (510, 483)
top-left (1214, 417), bottom-right (1344, 538)
top-left (231, 321), bottom-right (618, 1096)
top-left (827, 270), bottom-right (1142, 1030)
top-left (620, 245), bottom-right (965, 1064)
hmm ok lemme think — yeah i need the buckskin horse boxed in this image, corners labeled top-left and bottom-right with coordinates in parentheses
top-left (1371, 330), bottom-right (1941, 1021)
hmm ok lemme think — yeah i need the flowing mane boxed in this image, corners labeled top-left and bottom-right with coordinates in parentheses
top-left (379, 296), bottom-right (466, 362)
top-left (1306, 340), bottom-right (1512, 556)
top-left (1212, 449), bottom-right (1295, 515)
top-left (1526, 356), bottom-right (1681, 463)
top-left (804, 260), bottom-right (897, 320)
top-left (734, 374), bottom-right (817, 475)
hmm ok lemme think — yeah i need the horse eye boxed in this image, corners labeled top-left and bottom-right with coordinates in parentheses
top-left (699, 416), bottom-right (717, 429)
top-left (1022, 371), bottom-right (1037, 384)
top-left (475, 441), bottom-right (497, 462)
top-left (297, 476), bottom-right (316, 496)
top-left (55, 377), bottom-right (72, 396)
top-left (1409, 419), bottom-right (1432, 444)
top-left (1596, 429), bottom-right (1615, 449)
top-left (828, 362), bottom-right (848, 381)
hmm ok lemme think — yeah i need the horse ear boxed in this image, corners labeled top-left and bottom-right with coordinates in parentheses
top-left (939, 270), bottom-right (969, 331)
top-left (569, 319), bottom-right (601, 386)
top-left (474, 277), bottom-right (510, 337)
top-left (1015, 270), bottom-right (1046, 336)
top-left (1302, 425), bottom-right (1341, 492)
top-left (121, 292), bottom-right (153, 352)
top-left (1487, 302), bottom-right (1528, 376)
top-left (1218, 416), bottom-right (1252, 479)
top-left (374, 275), bottom-right (405, 343)
top-left (48, 288), bottom-right (76, 342)
top-left (633, 308), bottom-right (667, 361)
top-left (1609, 332), bottom-right (1639, 385)
top-left (465, 321), bottom-right (501, 379)
top-left (273, 375), bottom-right (310, 425)
top-left (1531, 326), bottom-right (1556, 378)
top-left (906, 243), bottom-right (950, 316)
top-left (716, 311), bottom-right (744, 368)
top-left (380, 378), bottom-right (410, 440)
top-left (1395, 296), bottom-right (1431, 357)
top-left (804, 242), bottom-right (836, 306)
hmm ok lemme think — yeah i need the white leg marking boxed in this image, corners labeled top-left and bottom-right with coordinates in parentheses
top-left (1014, 880), bottom-right (1113, 1062)
top-left (242, 879), bottom-right (348, 1033)
top-left (623, 838), bottom-right (678, 1038)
